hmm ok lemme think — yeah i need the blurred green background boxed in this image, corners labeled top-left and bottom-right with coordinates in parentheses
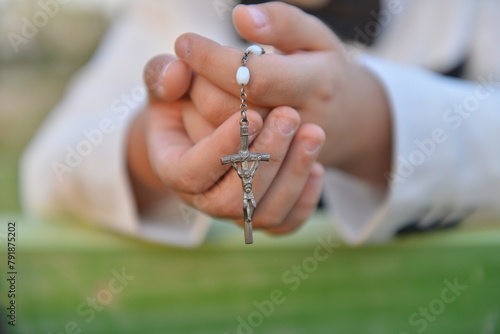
top-left (3, 214), bottom-right (500, 334)
top-left (0, 1), bottom-right (499, 334)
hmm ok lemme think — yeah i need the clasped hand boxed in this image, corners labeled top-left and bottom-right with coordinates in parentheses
top-left (128, 2), bottom-right (391, 235)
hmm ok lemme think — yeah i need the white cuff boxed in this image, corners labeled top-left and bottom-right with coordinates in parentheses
top-left (323, 55), bottom-right (500, 244)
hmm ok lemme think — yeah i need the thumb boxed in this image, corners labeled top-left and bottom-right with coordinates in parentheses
top-left (232, 2), bottom-right (341, 53)
top-left (144, 54), bottom-right (192, 102)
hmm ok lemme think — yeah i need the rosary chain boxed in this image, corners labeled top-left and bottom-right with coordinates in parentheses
top-left (239, 50), bottom-right (251, 125)
top-left (239, 47), bottom-right (265, 125)
top-left (240, 85), bottom-right (248, 125)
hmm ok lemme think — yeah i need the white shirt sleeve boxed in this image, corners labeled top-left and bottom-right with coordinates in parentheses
top-left (324, 57), bottom-right (500, 244)
top-left (323, 0), bottom-right (500, 245)
top-left (20, 0), bottom-right (238, 247)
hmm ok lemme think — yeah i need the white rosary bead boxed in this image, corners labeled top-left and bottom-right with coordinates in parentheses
top-left (236, 66), bottom-right (250, 85)
top-left (246, 45), bottom-right (264, 55)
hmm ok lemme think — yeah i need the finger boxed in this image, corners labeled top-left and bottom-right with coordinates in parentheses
top-left (251, 123), bottom-right (326, 229)
top-left (189, 74), bottom-right (271, 127)
top-left (147, 100), bottom-right (262, 194)
top-left (144, 54), bottom-right (192, 102)
top-left (175, 33), bottom-right (328, 107)
top-left (265, 162), bottom-right (325, 235)
top-left (177, 106), bottom-right (301, 218)
top-left (182, 100), bottom-right (216, 144)
top-left (233, 2), bottom-right (340, 52)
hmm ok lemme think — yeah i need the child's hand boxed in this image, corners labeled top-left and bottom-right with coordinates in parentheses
top-left (128, 55), bottom-right (325, 235)
top-left (175, 2), bottom-right (392, 188)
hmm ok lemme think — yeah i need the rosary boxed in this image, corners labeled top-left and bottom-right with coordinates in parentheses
top-left (221, 45), bottom-right (269, 244)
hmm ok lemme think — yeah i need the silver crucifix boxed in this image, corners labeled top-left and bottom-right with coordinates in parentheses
top-left (221, 123), bottom-right (270, 244)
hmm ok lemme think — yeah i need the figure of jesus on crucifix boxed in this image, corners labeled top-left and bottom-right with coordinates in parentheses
top-left (232, 156), bottom-right (259, 224)
top-left (221, 123), bottom-right (270, 244)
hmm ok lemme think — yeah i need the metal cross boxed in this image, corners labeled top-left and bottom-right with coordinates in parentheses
top-left (221, 123), bottom-right (270, 244)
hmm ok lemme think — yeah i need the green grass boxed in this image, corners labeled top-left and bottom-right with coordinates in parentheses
top-left (2, 216), bottom-right (499, 334)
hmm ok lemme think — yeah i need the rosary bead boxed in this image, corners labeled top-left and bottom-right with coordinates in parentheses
top-left (236, 66), bottom-right (250, 85)
top-left (246, 45), bottom-right (264, 55)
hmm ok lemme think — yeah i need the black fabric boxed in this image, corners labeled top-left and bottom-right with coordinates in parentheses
top-left (240, 0), bottom-right (381, 45)
top-left (396, 219), bottom-right (462, 236)
top-left (442, 58), bottom-right (468, 79)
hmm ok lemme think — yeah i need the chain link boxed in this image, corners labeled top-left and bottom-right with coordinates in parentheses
top-left (241, 51), bottom-right (250, 67)
top-left (239, 48), bottom-right (265, 125)
top-left (239, 51), bottom-right (252, 124)
top-left (240, 85), bottom-right (248, 122)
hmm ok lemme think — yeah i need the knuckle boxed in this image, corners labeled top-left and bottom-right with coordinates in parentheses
top-left (247, 75), bottom-right (271, 103)
top-left (222, 203), bottom-right (243, 219)
top-left (266, 223), bottom-right (300, 235)
top-left (200, 188), bottom-right (242, 219)
top-left (209, 201), bottom-right (241, 219)
top-left (314, 54), bottom-right (341, 101)
top-left (298, 151), bottom-right (315, 167)
top-left (170, 174), bottom-right (201, 194)
top-left (193, 48), bottom-right (212, 75)
top-left (255, 214), bottom-right (282, 229)
top-left (315, 81), bottom-right (335, 103)
top-left (192, 193), bottom-right (209, 211)
top-left (256, 127), bottom-right (276, 149)
top-left (220, 196), bottom-right (243, 218)
top-left (200, 91), bottom-right (218, 116)
top-left (199, 91), bottom-right (232, 125)
top-left (168, 168), bottom-right (219, 194)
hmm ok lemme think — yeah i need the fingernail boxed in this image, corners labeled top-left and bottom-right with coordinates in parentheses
top-left (303, 139), bottom-right (321, 154)
top-left (176, 38), bottom-right (190, 59)
top-left (154, 62), bottom-right (172, 97)
top-left (277, 118), bottom-right (297, 136)
top-left (247, 6), bottom-right (267, 28)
